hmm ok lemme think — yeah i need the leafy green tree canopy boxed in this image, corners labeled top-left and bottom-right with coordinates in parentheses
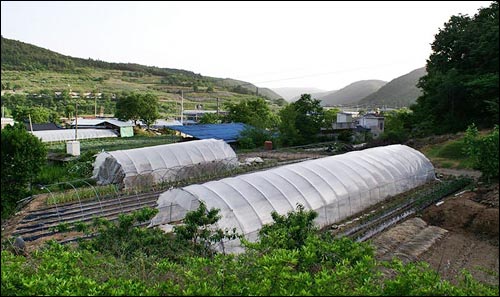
top-left (198, 112), bottom-right (225, 124)
top-left (412, 2), bottom-right (499, 135)
top-left (225, 98), bottom-right (277, 129)
top-left (12, 106), bottom-right (54, 124)
top-left (278, 94), bottom-right (325, 145)
top-left (115, 93), bottom-right (159, 127)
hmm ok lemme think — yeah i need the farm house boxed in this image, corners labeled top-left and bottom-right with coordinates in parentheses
top-left (150, 144), bottom-right (437, 253)
top-left (92, 139), bottom-right (238, 189)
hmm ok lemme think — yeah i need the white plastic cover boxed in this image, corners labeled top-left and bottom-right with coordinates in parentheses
top-left (92, 139), bottom-right (238, 188)
top-left (150, 144), bottom-right (436, 253)
top-left (31, 129), bottom-right (118, 143)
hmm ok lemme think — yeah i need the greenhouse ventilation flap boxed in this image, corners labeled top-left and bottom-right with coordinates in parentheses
top-left (150, 144), bottom-right (437, 253)
top-left (92, 139), bottom-right (238, 188)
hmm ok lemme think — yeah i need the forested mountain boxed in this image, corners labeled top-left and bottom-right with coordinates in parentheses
top-left (318, 80), bottom-right (386, 106)
top-left (358, 67), bottom-right (426, 107)
top-left (0, 36), bottom-right (282, 100)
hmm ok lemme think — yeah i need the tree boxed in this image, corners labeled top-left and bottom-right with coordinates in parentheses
top-left (12, 106), bottom-right (53, 124)
top-left (278, 94), bottom-right (324, 145)
top-left (115, 93), bottom-right (141, 124)
top-left (323, 107), bottom-right (340, 129)
top-left (380, 108), bottom-right (413, 143)
top-left (412, 2), bottom-right (499, 135)
top-left (115, 93), bottom-right (159, 128)
top-left (1, 123), bottom-right (47, 218)
top-left (278, 103), bottom-right (301, 146)
top-left (139, 93), bottom-right (160, 128)
top-left (199, 113), bottom-right (225, 124)
top-left (225, 98), bottom-right (277, 129)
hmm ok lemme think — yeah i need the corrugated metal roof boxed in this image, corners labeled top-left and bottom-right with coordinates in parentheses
top-left (167, 123), bottom-right (249, 143)
top-left (24, 122), bottom-right (63, 131)
top-left (102, 119), bottom-right (134, 127)
top-left (70, 118), bottom-right (134, 127)
top-left (70, 119), bottom-right (105, 126)
top-left (151, 119), bottom-right (183, 127)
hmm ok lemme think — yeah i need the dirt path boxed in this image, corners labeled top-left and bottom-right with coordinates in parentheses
top-left (435, 167), bottom-right (482, 179)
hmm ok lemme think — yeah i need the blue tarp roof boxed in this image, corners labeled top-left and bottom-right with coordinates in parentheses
top-left (167, 123), bottom-right (249, 143)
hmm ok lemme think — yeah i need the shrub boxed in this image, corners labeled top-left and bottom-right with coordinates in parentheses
top-left (463, 124), bottom-right (499, 181)
top-left (1, 123), bottom-right (47, 218)
top-left (238, 127), bottom-right (276, 150)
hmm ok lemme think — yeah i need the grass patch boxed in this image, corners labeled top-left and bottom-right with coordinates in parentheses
top-left (421, 137), bottom-right (475, 169)
top-left (45, 184), bottom-right (120, 205)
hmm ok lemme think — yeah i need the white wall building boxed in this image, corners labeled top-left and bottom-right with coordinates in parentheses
top-left (332, 111), bottom-right (359, 130)
top-left (358, 113), bottom-right (385, 138)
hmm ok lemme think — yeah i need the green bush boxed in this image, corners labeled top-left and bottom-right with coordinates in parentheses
top-left (2, 204), bottom-right (499, 296)
top-left (238, 127), bottom-right (276, 150)
top-left (463, 124), bottom-right (499, 181)
top-left (1, 123), bottom-right (47, 218)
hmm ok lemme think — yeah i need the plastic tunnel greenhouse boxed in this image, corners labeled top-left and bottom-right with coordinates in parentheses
top-left (150, 144), bottom-right (437, 253)
top-left (92, 139), bottom-right (238, 189)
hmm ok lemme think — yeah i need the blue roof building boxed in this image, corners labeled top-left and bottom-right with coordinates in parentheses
top-left (167, 123), bottom-right (250, 143)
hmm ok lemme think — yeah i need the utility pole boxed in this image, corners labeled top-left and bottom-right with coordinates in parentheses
top-left (75, 101), bottom-right (78, 140)
top-left (216, 97), bottom-right (220, 115)
top-left (28, 114), bottom-right (33, 133)
top-left (180, 90), bottom-right (184, 125)
top-left (94, 86), bottom-right (97, 118)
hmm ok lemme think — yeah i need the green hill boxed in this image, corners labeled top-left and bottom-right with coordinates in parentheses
top-left (318, 80), bottom-right (386, 106)
top-left (358, 67), bottom-right (426, 107)
top-left (0, 36), bottom-right (283, 117)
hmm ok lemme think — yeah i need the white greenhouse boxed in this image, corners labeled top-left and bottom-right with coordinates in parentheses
top-left (32, 129), bottom-right (118, 143)
top-left (92, 139), bottom-right (238, 188)
top-left (150, 144), bottom-right (437, 253)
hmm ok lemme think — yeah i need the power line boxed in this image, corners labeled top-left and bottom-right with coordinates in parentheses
top-left (232, 59), bottom-right (420, 86)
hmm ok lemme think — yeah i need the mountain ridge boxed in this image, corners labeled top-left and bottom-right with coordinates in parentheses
top-left (318, 80), bottom-right (387, 106)
top-left (358, 67), bottom-right (426, 107)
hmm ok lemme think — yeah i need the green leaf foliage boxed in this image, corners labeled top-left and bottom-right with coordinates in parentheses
top-left (115, 92), bottom-right (159, 127)
top-left (225, 97), bottom-right (278, 129)
top-left (1, 123), bottom-right (47, 218)
top-left (1, 204), bottom-right (498, 296)
top-left (412, 2), bottom-right (499, 135)
top-left (463, 124), bottom-right (499, 181)
top-left (278, 94), bottom-right (325, 145)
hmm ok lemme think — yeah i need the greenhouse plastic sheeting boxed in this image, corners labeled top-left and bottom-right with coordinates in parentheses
top-left (92, 138), bottom-right (238, 188)
top-left (150, 144), bottom-right (436, 253)
top-left (32, 129), bottom-right (118, 143)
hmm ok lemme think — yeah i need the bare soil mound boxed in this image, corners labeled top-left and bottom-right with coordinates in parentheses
top-left (372, 181), bottom-right (498, 286)
top-left (420, 182), bottom-right (498, 285)
top-left (422, 188), bottom-right (499, 243)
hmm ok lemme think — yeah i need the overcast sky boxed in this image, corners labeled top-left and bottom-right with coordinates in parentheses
top-left (1, 1), bottom-right (492, 91)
